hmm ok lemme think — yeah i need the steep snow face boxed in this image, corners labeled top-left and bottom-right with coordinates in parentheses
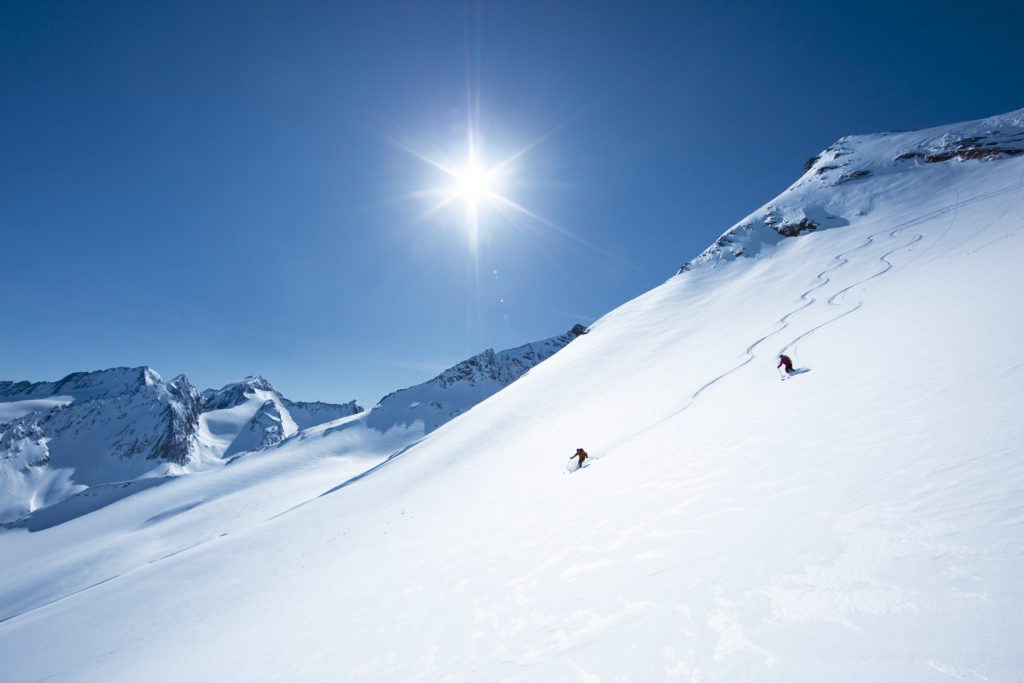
top-left (1, 110), bottom-right (1023, 681)
top-left (366, 324), bottom-right (588, 433)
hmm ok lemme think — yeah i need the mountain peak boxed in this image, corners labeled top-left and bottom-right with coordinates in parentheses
top-left (239, 375), bottom-right (274, 391)
top-left (201, 376), bottom-right (277, 412)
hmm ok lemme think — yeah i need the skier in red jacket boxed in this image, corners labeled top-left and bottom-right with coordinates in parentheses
top-left (777, 354), bottom-right (794, 375)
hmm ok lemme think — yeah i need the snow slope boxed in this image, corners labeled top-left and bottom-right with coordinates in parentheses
top-left (1, 110), bottom-right (1023, 681)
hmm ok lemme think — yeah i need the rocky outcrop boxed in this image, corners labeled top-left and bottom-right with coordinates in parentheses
top-left (894, 127), bottom-right (1024, 164)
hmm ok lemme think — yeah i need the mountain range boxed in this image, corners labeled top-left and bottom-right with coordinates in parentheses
top-left (0, 324), bottom-right (588, 526)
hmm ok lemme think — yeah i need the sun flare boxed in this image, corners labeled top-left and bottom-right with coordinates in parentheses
top-left (395, 115), bottom-right (562, 250)
top-left (454, 161), bottom-right (492, 202)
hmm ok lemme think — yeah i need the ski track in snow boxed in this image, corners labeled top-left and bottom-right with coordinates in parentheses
top-left (776, 180), bottom-right (1024, 356)
top-left (0, 576), bottom-right (121, 626)
top-left (959, 169), bottom-right (1024, 257)
top-left (601, 182), bottom-right (1012, 459)
top-left (0, 532), bottom-right (231, 626)
top-left (705, 180), bottom-right (1022, 385)
top-left (782, 228), bottom-right (924, 355)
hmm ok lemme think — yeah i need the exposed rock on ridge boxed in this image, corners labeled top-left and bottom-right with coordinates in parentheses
top-left (680, 108), bottom-right (1024, 272)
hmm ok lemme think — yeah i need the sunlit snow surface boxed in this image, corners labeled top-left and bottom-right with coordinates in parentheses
top-left (2, 111), bottom-right (1024, 681)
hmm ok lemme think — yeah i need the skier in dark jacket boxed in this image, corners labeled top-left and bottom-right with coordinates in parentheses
top-left (777, 354), bottom-right (794, 375)
top-left (571, 448), bottom-right (588, 467)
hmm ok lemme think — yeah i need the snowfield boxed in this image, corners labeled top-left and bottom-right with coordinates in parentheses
top-left (1, 110), bottom-right (1023, 682)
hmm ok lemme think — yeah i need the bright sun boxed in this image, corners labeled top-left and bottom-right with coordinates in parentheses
top-left (455, 162), bottom-right (491, 201)
top-left (397, 122), bottom-right (540, 246)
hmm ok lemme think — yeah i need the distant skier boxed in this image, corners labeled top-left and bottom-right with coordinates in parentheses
top-left (571, 448), bottom-right (588, 468)
top-left (777, 354), bottom-right (794, 375)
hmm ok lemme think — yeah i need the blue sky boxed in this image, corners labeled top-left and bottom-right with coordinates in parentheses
top-left (2, 0), bottom-right (1022, 405)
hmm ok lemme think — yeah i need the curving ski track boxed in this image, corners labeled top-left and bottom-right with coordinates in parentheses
top-left (599, 194), bottom-right (987, 457)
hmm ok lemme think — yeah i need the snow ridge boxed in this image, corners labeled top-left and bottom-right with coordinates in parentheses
top-left (365, 324), bottom-right (588, 433)
top-left (682, 107), bottom-right (1024, 271)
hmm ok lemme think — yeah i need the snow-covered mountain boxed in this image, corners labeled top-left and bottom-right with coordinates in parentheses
top-left (366, 323), bottom-right (587, 433)
top-left (0, 369), bottom-right (361, 524)
top-left (0, 368), bottom-right (202, 522)
top-left (196, 375), bottom-right (361, 461)
top-left (1, 109), bottom-right (1022, 681)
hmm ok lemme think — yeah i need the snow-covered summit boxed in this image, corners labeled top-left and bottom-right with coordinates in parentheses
top-left (199, 375), bottom-right (363, 432)
top-left (684, 107), bottom-right (1024, 270)
top-left (195, 376), bottom-right (363, 461)
top-left (200, 375), bottom-right (276, 411)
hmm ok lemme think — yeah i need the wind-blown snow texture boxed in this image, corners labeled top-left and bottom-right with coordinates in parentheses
top-left (2, 110), bottom-right (1023, 681)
